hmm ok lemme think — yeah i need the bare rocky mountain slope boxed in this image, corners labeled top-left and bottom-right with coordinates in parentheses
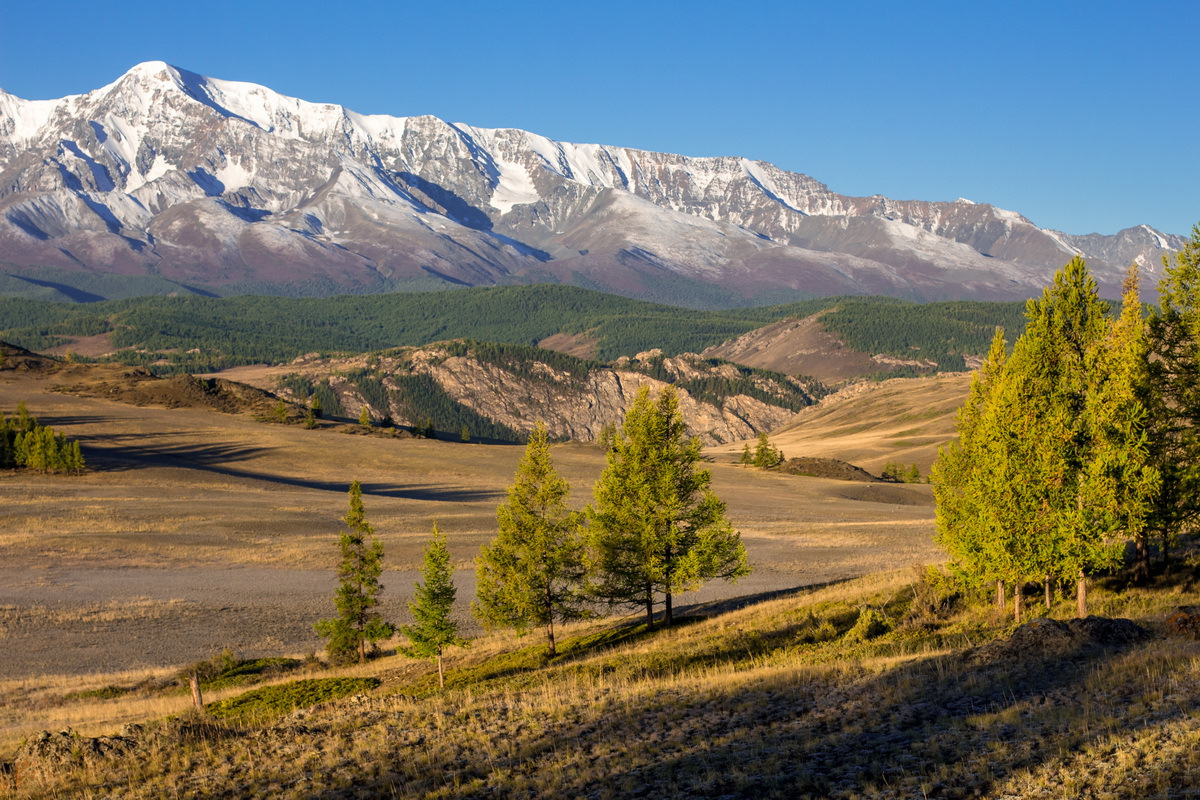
top-left (0, 62), bottom-right (1184, 304)
top-left (260, 343), bottom-right (821, 445)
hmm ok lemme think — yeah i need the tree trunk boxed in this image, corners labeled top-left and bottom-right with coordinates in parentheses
top-left (1013, 584), bottom-right (1022, 624)
top-left (1133, 535), bottom-right (1150, 584)
top-left (358, 636), bottom-right (366, 664)
top-left (665, 591), bottom-right (673, 626)
top-left (996, 579), bottom-right (1005, 612)
top-left (1044, 575), bottom-right (1053, 611)
top-left (645, 586), bottom-right (655, 629)
top-left (189, 673), bottom-right (204, 712)
top-left (1162, 531), bottom-right (1171, 568)
top-left (1076, 572), bottom-right (1087, 618)
top-left (437, 650), bottom-right (445, 689)
top-left (546, 619), bottom-right (556, 658)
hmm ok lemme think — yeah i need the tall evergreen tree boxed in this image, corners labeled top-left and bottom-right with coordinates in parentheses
top-left (587, 386), bottom-right (749, 626)
top-left (474, 423), bottom-right (586, 657)
top-left (314, 481), bottom-right (394, 664)
top-left (933, 258), bottom-right (1151, 619)
top-left (933, 327), bottom-right (1010, 605)
top-left (400, 525), bottom-right (466, 688)
top-left (1079, 265), bottom-right (1160, 597)
top-left (1147, 225), bottom-right (1200, 569)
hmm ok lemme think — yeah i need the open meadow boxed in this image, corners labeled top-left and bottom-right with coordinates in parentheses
top-left (0, 365), bottom-right (941, 684)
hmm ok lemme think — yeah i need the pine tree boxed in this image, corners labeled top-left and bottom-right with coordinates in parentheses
top-left (587, 386), bottom-right (749, 626)
top-left (739, 442), bottom-right (753, 465)
top-left (314, 481), bottom-right (393, 664)
top-left (400, 525), bottom-right (466, 688)
top-left (358, 407), bottom-right (372, 428)
top-left (474, 423), bottom-right (586, 657)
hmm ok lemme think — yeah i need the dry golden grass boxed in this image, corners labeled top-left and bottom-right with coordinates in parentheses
top-left (710, 372), bottom-right (971, 475)
top-left (0, 366), bottom-right (941, 678)
top-left (8, 562), bottom-right (1200, 799)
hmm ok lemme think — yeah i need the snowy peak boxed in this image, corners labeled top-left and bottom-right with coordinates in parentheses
top-left (0, 63), bottom-right (1185, 305)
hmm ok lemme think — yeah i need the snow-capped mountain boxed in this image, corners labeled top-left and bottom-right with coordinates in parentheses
top-left (0, 62), bottom-right (1185, 304)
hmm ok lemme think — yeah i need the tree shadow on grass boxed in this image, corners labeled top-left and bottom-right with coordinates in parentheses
top-left (546, 637), bottom-right (1182, 800)
top-left (64, 432), bottom-right (505, 502)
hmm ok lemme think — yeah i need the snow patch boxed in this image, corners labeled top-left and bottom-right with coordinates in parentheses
top-left (1141, 224), bottom-right (1170, 250)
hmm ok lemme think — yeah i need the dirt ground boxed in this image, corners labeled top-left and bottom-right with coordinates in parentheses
top-left (0, 368), bottom-right (940, 679)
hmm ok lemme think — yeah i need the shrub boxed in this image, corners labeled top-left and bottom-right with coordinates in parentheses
top-left (846, 607), bottom-right (893, 642)
top-left (206, 677), bottom-right (380, 721)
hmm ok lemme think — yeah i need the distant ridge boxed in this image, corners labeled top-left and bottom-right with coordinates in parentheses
top-left (0, 62), bottom-right (1184, 305)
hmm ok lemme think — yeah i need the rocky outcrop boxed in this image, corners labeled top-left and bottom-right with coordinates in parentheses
top-left (278, 343), bottom-right (817, 444)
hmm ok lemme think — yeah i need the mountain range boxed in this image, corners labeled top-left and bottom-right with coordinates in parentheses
top-left (0, 62), bottom-right (1185, 306)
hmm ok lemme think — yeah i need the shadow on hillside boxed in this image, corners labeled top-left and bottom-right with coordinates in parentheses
top-left (36, 413), bottom-right (141, 427)
top-left (547, 636), bottom-right (1175, 798)
top-left (675, 578), bottom-right (855, 620)
top-left (64, 430), bottom-right (505, 502)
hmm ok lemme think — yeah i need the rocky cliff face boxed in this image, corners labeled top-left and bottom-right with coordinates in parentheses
top-left (278, 344), bottom-right (816, 445)
top-left (0, 62), bottom-right (1185, 304)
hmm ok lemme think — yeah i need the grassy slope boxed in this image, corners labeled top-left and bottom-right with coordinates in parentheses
top-left (12, 563), bottom-right (1200, 799)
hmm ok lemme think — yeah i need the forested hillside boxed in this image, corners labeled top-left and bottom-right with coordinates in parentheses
top-left (0, 285), bottom-right (1026, 376)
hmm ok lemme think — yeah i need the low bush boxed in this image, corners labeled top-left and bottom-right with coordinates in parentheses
top-left (207, 677), bottom-right (380, 722)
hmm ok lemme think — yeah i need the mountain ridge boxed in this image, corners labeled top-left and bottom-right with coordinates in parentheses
top-left (0, 62), bottom-right (1184, 305)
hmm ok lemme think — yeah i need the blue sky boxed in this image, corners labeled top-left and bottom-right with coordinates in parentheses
top-left (2, 1), bottom-right (1195, 236)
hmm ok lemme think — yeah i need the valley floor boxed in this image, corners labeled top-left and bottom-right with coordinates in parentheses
top-left (0, 368), bottom-right (938, 680)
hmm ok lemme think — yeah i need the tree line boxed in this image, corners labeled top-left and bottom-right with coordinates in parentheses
top-left (0, 285), bottom-right (1022, 375)
top-left (933, 227), bottom-right (1200, 621)
top-left (316, 386), bottom-right (749, 678)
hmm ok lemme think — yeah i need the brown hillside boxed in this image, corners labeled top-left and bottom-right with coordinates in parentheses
top-left (709, 372), bottom-right (971, 476)
top-left (701, 311), bottom-right (934, 384)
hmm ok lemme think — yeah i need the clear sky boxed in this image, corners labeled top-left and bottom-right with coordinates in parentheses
top-left (2, 0), bottom-right (1195, 236)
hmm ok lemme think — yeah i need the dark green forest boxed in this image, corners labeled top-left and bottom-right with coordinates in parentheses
top-left (0, 284), bottom-right (1027, 374)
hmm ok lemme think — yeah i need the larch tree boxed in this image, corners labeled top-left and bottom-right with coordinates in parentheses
top-left (933, 257), bottom-right (1153, 620)
top-left (400, 524), bottom-right (466, 688)
top-left (1147, 225), bottom-right (1200, 571)
top-left (474, 423), bottom-right (586, 657)
top-left (587, 386), bottom-right (749, 627)
top-left (1078, 265), bottom-right (1160, 602)
top-left (314, 481), bottom-right (394, 664)
top-left (933, 327), bottom-right (1011, 609)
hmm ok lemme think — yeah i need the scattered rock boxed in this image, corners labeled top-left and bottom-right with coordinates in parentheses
top-left (970, 616), bottom-right (1150, 664)
top-left (1165, 606), bottom-right (1200, 638)
top-left (13, 727), bottom-right (139, 779)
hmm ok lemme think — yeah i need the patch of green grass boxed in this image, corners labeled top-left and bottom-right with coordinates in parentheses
top-left (207, 677), bottom-right (380, 722)
top-left (201, 657), bottom-right (302, 692)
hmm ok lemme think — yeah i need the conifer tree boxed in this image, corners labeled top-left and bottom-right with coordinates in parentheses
top-left (752, 432), bottom-right (782, 468)
top-left (315, 481), bottom-right (393, 664)
top-left (739, 442), bottom-right (753, 465)
top-left (587, 386), bottom-right (749, 626)
top-left (401, 525), bottom-right (466, 687)
top-left (1078, 265), bottom-right (1160, 602)
top-left (933, 258), bottom-right (1150, 619)
top-left (475, 423), bottom-right (586, 657)
top-left (933, 327), bottom-right (1010, 603)
top-left (1147, 225), bottom-right (1200, 569)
